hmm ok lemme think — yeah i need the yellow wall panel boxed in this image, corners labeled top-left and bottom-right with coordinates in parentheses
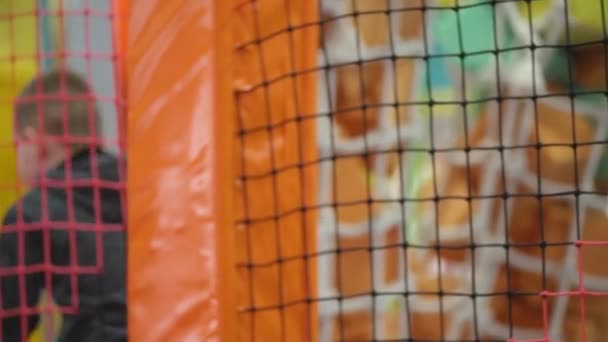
top-left (0, 0), bottom-right (37, 218)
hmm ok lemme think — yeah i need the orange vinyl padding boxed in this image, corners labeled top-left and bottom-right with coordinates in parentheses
top-left (233, 1), bottom-right (318, 341)
top-left (126, 0), bottom-right (318, 341)
top-left (112, 0), bottom-right (128, 101)
top-left (126, 0), bottom-right (236, 341)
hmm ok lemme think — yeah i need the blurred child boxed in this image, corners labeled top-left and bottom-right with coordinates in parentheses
top-left (0, 69), bottom-right (126, 341)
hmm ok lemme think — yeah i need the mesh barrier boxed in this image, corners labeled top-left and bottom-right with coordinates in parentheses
top-left (0, 1), bottom-right (125, 341)
top-left (237, 0), bottom-right (608, 341)
top-left (5, 0), bottom-right (608, 340)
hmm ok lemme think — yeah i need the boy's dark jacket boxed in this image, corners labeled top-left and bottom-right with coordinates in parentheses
top-left (0, 150), bottom-right (126, 342)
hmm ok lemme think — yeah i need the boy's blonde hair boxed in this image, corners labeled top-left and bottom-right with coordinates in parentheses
top-left (15, 69), bottom-right (99, 151)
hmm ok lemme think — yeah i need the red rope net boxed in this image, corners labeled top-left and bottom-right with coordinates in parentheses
top-left (0, 1), bottom-right (125, 341)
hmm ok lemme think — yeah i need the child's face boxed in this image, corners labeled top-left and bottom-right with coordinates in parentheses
top-left (15, 127), bottom-right (42, 185)
top-left (15, 126), bottom-right (66, 185)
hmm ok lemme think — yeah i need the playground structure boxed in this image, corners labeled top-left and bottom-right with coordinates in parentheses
top-left (2, 0), bottom-right (608, 341)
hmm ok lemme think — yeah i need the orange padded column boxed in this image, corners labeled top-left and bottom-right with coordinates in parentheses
top-left (126, 1), bottom-right (236, 341)
top-left (112, 0), bottom-right (128, 101)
